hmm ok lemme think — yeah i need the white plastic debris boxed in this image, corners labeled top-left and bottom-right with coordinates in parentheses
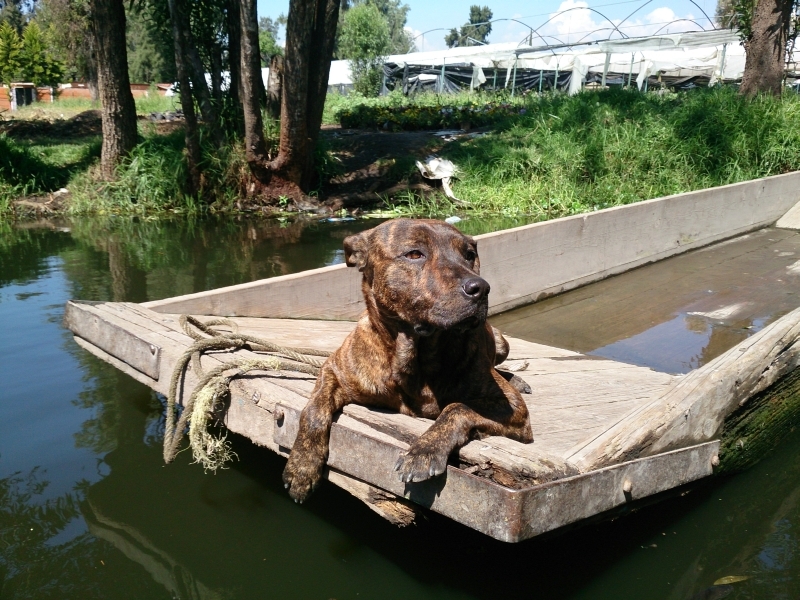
top-left (415, 156), bottom-right (467, 206)
top-left (444, 216), bottom-right (461, 224)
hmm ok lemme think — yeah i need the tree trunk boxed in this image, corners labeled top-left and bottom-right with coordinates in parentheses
top-left (739, 0), bottom-right (793, 97)
top-left (239, 0), bottom-right (271, 180)
top-left (239, 0), bottom-right (340, 200)
top-left (186, 44), bottom-right (222, 144)
top-left (211, 43), bottom-right (223, 104)
top-left (86, 41), bottom-right (100, 102)
top-left (271, 0), bottom-right (340, 193)
top-left (266, 54), bottom-right (283, 120)
top-left (91, 0), bottom-right (138, 179)
top-left (226, 0), bottom-right (244, 136)
top-left (167, 0), bottom-right (202, 195)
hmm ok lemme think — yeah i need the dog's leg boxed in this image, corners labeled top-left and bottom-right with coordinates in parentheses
top-left (394, 401), bottom-right (533, 483)
top-left (282, 366), bottom-right (347, 503)
top-left (491, 326), bottom-right (510, 365)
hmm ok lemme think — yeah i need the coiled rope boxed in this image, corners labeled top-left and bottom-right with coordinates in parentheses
top-left (163, 315), bottom-right (331, 472)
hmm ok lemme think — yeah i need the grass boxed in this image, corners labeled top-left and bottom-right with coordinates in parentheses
top-left (4, 86), bottom-right (800, 219)
top-left (374, 87), bottom-right (800, 219)
top-left (7, 89), bottom-right (176, 121)
top-left (323, 89), bottom-right (527, 129)
top-left (0, 133), bottom-right (101, 206)
top-left (67, 128), bottom-right (247, 215)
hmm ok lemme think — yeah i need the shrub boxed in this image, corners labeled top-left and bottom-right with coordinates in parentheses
top-left (331, 90), bottom-right (528, 129)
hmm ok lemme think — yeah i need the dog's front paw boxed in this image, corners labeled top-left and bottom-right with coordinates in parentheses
top-left (394, 444), bottom-right (449, 483)
top-left (282, 451), bottom-right (325, 503)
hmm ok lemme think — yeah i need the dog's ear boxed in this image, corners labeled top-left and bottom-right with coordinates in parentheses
top-left (471, 238), bottom-right (481, 274)
top-left (344, 232), bottom-right (368, 271)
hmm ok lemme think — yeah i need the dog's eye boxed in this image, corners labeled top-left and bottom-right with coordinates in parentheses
top-left (465, 250), bottom-right (477, 262)
top-left (404, 250), bottom-right (425, 260)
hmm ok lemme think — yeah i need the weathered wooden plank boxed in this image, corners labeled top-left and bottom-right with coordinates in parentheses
top-left (64, 301), bottom-right (162, 379)
top-left (91, 302), bottom-right (322, 400)
top-left (143, 261), bottom-right (364, 320)
top-left (516, 441), bottom-right (719, 540)
top-left (717, 366), bottom-right (800, 473)
top-left (529, 428), bottom-right (608, 457)
top-left (274, 400), bottom-right (718, 542)
top-left (210, 316), bottom-right (356, 352)
top-left (339, 404), bottom-right (580, 485)
top-left (142, 172), bottom-right (800, 320)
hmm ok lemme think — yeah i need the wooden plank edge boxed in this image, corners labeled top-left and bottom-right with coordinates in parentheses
top-left (516, 440), bottom-right (719, 541)
top-left (273, 401), bottom-right (718, 542)
top-left (139, 171), bottom-right (800, 320)
top-left (65, 300), bottom-right (162, 380)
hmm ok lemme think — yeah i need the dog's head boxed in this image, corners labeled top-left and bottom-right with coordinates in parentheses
top-left (343, 219), bottom-right (489, 335)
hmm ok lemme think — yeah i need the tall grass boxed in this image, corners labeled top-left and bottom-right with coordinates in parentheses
top-left (135, 87), bottom-right (179, 115)
top-left (385, 87), bottom-right (800, 218)
top-left (67, 129), bottom-right (248, 214)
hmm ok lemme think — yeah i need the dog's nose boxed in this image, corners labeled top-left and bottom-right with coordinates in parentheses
top-left (462, 277), bottom-right (490, 299)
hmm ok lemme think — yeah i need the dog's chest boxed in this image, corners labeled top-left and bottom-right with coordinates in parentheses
top-left (388, 343), bottom-right (467, 417)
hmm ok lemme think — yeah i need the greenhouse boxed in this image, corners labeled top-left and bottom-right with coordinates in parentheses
top-left (326, 29), bottom-right (759, 95)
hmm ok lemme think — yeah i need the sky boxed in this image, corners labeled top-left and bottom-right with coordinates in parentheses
top-left (255, 0), bottom-right (725, 52)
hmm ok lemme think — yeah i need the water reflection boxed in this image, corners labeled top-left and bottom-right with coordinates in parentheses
top-left (1, 216), bottom-right (800, 599)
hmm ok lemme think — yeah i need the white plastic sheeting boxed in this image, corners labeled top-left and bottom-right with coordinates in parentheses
top-left (328, 29), bottom-right (750, 94)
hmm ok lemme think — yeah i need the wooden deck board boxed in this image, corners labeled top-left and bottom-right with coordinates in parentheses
top-left (175, 312), bottom-right (671, 464)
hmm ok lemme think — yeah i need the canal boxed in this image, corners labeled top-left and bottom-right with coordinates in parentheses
top-left (1, 215), bottom-right (798, 599)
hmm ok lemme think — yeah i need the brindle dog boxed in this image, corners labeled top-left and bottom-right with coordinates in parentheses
top-left (282, 218), bottom-right (533, 503)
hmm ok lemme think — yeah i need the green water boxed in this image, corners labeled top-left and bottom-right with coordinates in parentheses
top-left (1, 215), bottom-right (799, 599)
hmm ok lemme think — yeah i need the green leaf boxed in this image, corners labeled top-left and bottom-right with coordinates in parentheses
top-left (713, 575), bottom-right (750, 585)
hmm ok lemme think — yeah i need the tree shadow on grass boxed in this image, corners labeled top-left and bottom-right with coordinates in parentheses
top-left (0, 134), bottom-right (102, 193)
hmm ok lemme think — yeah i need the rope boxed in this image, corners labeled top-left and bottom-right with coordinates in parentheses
top-left (163, 315), bottom-right (331, 472)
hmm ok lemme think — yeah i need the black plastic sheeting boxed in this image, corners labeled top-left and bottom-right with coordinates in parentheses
top-left (383, 62), bottom-right (572, 95)
top-left (586, 72), bottom-right (712, 90)
top-left (378, 63), bottom-right (718, 96)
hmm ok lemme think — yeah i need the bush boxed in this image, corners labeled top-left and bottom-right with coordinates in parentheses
top-left (331, 90), bottom-right (528, 129)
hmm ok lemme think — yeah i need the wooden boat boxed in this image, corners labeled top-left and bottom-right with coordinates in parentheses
top-left (65, 171), bottom-right (800, 542)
